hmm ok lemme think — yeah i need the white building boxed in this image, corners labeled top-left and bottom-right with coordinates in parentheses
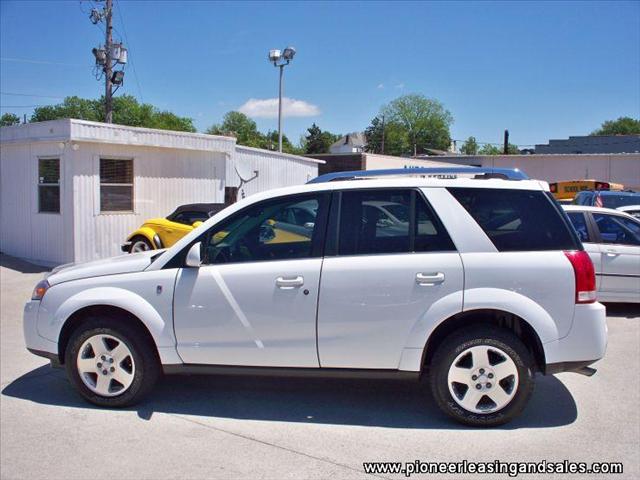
top-left (0, 119), bottom-right (323, 265)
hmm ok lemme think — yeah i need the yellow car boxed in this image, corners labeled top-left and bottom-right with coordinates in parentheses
top-left (122, 203), bottom-right (225, 253)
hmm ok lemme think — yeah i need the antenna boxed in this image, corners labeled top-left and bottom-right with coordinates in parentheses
top-left (234, 163), bottom-right (259, 199)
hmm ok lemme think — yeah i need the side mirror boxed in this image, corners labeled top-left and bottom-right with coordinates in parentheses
top-left (192, 221), bottom-right (203, 228)
top-left (185, 242), bottom-right (202, 267)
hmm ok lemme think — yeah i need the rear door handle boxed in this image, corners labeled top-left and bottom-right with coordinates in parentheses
top-left (276, 276), bottom-right (304, 289)
top-left (416, 272), bottom-right (445, 286)
top-left (604, 249), bottom-right (619, 257)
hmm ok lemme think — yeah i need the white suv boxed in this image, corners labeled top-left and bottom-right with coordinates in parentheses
top-left (24, 168), bottom-right (607, 426)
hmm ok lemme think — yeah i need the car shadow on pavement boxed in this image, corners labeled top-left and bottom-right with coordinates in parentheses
top-left (0, 253), bottom-right (50, 274)
top-left (603, 303), bottom-right (640, 319)
top-left (3, 365), bottom-right (577, 430)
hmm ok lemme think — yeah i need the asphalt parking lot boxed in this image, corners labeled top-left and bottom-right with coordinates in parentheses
top-left (1, 253), bottom-right (638, 480)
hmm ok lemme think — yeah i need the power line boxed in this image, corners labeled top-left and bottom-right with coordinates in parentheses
top-left (0, 56), bottom-right (91, 67)
top-left (115, 0), bottom-right (144, 102)
top-left (1, 92), bottom-right (65, 99)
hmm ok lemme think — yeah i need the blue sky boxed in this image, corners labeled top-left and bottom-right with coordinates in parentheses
top-left (1, 1), bottom-right (638, 148)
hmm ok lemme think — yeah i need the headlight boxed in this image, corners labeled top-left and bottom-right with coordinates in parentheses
top-left (31, 279), bottom-right (50, 301)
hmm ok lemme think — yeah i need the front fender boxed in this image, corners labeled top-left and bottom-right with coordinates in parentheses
top-left (37, 285), bottom-right (180, 363)
top-left (127, 226), bottom-right (160, 247)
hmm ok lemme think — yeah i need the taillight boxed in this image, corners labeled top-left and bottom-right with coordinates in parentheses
top-left (564, 251), bottom-right (596, 304)
top-left (595, 182), bottom-right (609, 190)
top-left (549, 183), bottom-right (557, 193)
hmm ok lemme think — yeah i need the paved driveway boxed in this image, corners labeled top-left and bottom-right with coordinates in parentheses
top-left (1, 254), bottom-right (638, 479)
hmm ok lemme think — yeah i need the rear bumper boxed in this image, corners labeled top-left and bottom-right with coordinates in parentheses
top-left (543, 302), bottom-right (607, 374)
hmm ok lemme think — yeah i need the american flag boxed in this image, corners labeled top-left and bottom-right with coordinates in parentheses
top-left (595, 193), bottom-right (603, 208)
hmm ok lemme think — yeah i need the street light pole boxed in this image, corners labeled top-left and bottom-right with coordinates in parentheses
top-left (268, 46), bottom-right (296, 153)
top-left (278, 64), bottom-right (284, 152)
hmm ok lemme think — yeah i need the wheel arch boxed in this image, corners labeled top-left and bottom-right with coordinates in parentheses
top-left (127, 226), bottom-right (161, 248)
top-left (58, 305), bottom-right (160, 366)
top-left (421, 309), bottom-right (547, 374)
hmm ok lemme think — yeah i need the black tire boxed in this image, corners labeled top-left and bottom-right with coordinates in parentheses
top-left (128, 235), bottom-right (154, 253)
top-left (429, 325), bottom-right (534, 427)
top-left (65, 317), bottom-right (160, 407)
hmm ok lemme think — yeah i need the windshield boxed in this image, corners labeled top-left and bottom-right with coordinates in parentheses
top-left (601, 194), bottom-right (640, 209)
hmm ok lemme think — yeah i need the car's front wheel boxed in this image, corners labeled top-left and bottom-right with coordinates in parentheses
top-left (429, 325), bottom-right (534, 427)
top-left (129, 236), bottom-right (153, 253)
top-left (65, 319), bottom-right (160, 407)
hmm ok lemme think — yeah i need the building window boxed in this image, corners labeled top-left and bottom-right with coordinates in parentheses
top-left (100, 158), bottom-right (133, 212)
top-left (38, 158), bottom-right (60, 213)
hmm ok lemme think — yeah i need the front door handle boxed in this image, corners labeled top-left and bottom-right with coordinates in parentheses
top-left (604, 249), bottom-right (619, 257)
top-left (416, 272), bottom-right (445, 286)
top-left (276, 276), bottom-right (304, 289)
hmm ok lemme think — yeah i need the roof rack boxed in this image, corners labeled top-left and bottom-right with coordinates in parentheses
top-left (307, 167), bottom-right (529, 184)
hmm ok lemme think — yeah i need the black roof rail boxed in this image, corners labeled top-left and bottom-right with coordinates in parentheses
top-left (307, 167), bottom-right (529, 184)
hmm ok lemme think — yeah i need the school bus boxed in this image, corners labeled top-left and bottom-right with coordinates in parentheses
top-left (549, 180), bottom-right (624, 201)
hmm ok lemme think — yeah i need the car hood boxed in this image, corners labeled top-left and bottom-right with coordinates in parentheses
top-left (46, 250), bottom-right (165, 285)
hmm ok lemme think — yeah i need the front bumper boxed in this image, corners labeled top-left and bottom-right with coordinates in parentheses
top-left (543, 302), bottom-right (608, 374)
top-left (23, 300), bottom-right (58, 361)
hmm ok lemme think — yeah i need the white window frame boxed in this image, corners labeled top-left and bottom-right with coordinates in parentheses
top-left (98, 156), bottom-right (135, 214)
top-left (36, 156), bottom-right (61, 215)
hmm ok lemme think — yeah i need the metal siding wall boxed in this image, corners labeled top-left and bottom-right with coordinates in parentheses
top-left (73, 143), bottom-right (225, 263)
top-left (232, 148), bottom-right (319, 200)
top-left (0, 142), bottom-right (68, 265)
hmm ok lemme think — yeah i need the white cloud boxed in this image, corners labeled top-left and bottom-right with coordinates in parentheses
top-left (395, 82), bottom-right (405, 90)
top-left (377, 83), bottom-right (385, 89)
top-left (238, 97), bottom-right (320, 118)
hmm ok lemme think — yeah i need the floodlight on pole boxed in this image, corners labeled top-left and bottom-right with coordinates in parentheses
top-left (268, 45), bottom-right (296, 152)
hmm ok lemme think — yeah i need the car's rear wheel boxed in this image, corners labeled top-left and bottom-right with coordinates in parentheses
top-left (429, 325), bottom-right (534, 427)
top-left (65, 318), bottom-right (160, 407)
top-left (129, 236), bottom-right (153, 253)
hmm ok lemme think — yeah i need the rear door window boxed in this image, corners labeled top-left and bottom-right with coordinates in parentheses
top-left (335, 189), bottom-right (455, 256)
top-left (448, 188), bottom-right (580, 251)
top-left (593, 213), bottom-right (640, 246)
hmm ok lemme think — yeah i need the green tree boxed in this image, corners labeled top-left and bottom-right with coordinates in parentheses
top-left (30, 95), bottom-right (195, 132)
top-left (304, 123), bottom-right (339, 154)
top-left (0, 113), bottom-right (21, 126)
top-left (364, 116), bottom-right (408, 155)
top-left (478, 144), bottom-right (502, 155)
top-left (460, 136), bottom-right (479, 155)
top-left (31, 96), bottom-right (102, 122)
top-left (478, 143), bottom-right (520, 155)
top-left (261, 130), bottom-right (303, 155)
top-left (591, 117), bottom-right (640, 136)
top-left (381, 94), bottom-right (453, 156)
top-left (207, 111), bottom-right (264, 147)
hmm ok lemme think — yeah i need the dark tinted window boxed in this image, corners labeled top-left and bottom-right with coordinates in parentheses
top-left (600, 193), bottom-right (640, 209)
top-left (448, 188), bottom-right (579, 251)
top-left (593, 213), bottom-right (640, 246)
top-left (203, 196), bottom-right (324, 264)
top-left (172, 211), bottom-right (210, 225)
top-left (38, 158), bottom-right (60, 213)
top-left (567, 212), bottom-right (591, 243)
top-left (337, 189), bottom-right (455, 255)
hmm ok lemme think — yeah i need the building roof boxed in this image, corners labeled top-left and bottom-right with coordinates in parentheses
top-left (0, 118), bottom-right (323, 164)
top-left (330, 132), bottom-right (366, 150)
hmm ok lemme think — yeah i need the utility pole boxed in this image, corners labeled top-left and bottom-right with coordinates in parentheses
top-left (104, 0), bottom-right (114, 123)
top-left (381, 114), bottom-right (385, 154)
top-left (503, 129), bottom-right (509, 155)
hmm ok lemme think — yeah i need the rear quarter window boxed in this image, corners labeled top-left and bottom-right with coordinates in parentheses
top-left (448, 188), bottom-right (581, 252)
